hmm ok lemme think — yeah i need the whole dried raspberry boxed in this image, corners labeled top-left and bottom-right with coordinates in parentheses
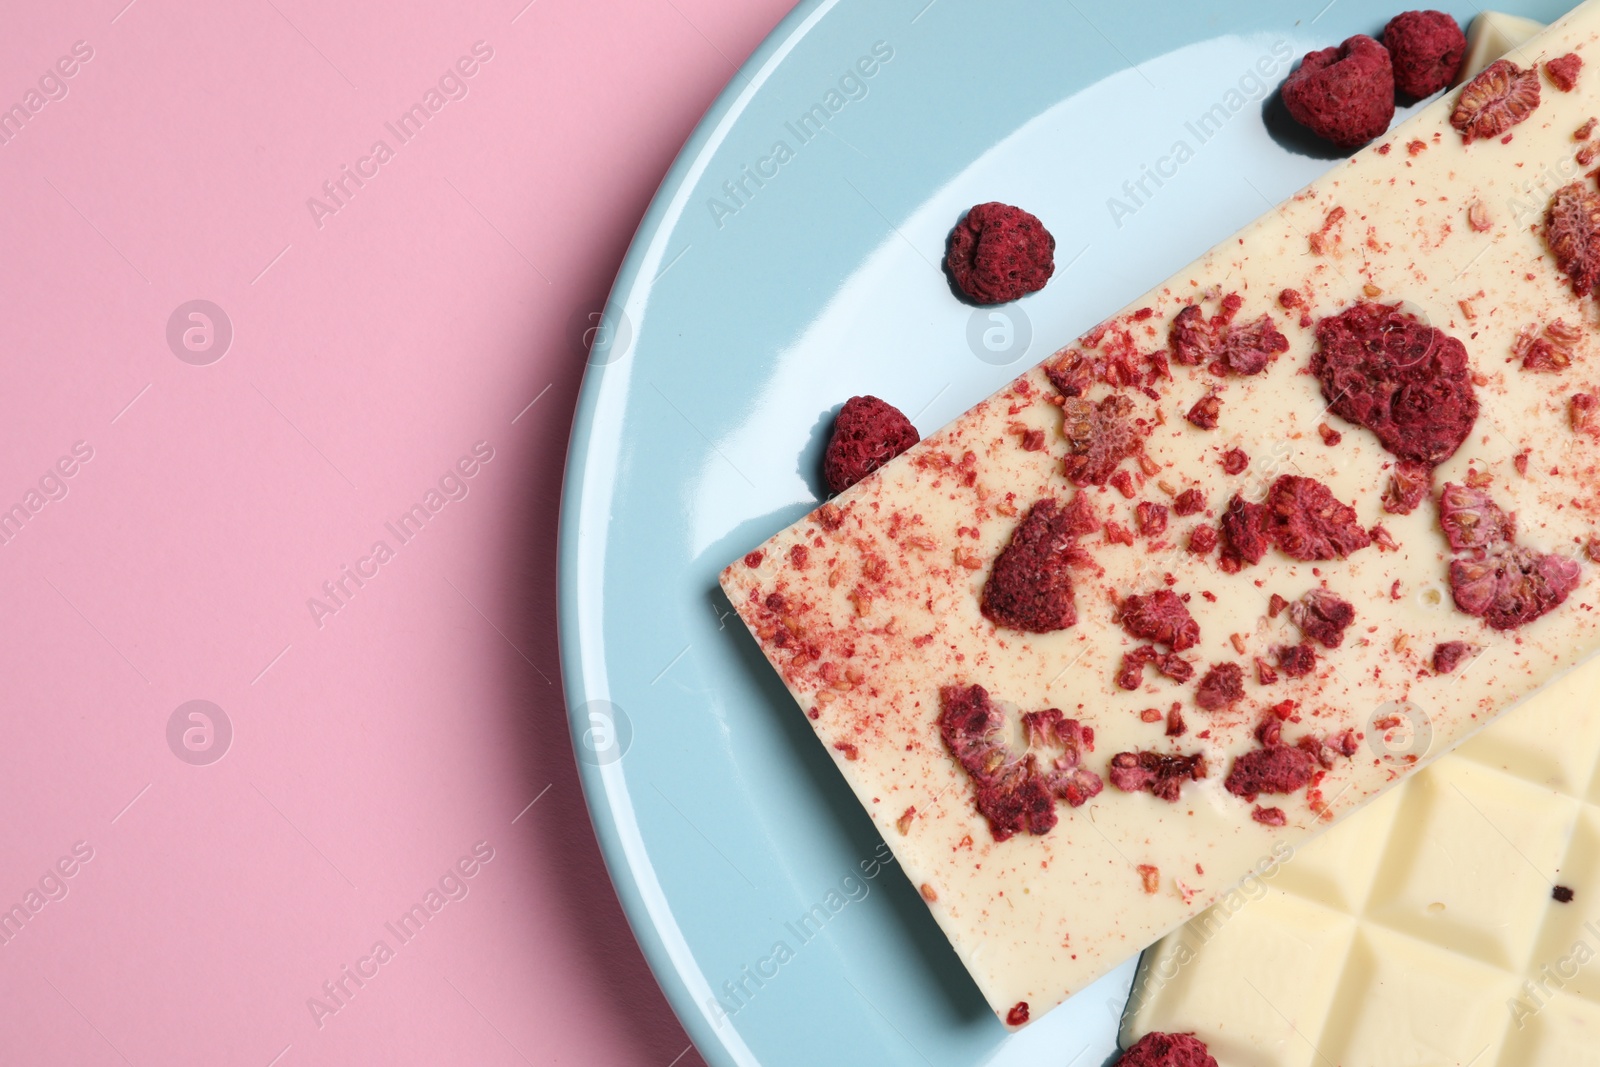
top-left (1282, 35), bottom-right (1396, 148)
top-left (1060, 393), bottom-right (1140, 486)
top-left (1545, 182), bottom-right (1600, 297)
top-left (1438, 482), bottom-right (1516, 551)
top-left (1265, 476), bottom-right (1371, 561)
top-left (822, 395), bottom-right (920, 493)
top-left (1289, 589), bottom-right (1356, 648)
top-left (1311, 302), bottom-right (1478, 466)
top-left (1113, 1032), bottom-right (1219, 1067)
top-left (1196, 662), bottom-right (1245, 711)
top-left (1547, 53), bottom-right (1583, 93)
top-left (1451, 58), bottom-right (1540, 144)
top-left (945, 202), bottom-right (1056, 305)
top-left (1450, 546), bottom-right (1581, 630)
top-left (981, 498), bottom-right (1086, 633)
top-left (1108, 750), bottom-right (1207, 802)
top-left (1120, 590), bottom-right (1201, 651)
top-left (1383, 11), bottom-right (1466, 98)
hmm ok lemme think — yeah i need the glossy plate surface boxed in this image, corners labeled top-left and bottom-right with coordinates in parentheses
top-left (557, 2), bottom-right (1564, 1063)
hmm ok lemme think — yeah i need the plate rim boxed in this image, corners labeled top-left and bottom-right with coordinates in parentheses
top-left (556, 2), bottom-right (841, 1064)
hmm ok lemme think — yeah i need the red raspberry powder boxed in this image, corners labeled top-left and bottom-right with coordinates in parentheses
top-left (822, 395), bottom-right (920, 494)
top-left (945, 202), bottom-right (1056, 305)
top-left (1282, 35), bottom-right (1396, 148)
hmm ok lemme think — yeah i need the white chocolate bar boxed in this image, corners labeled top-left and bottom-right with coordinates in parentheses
top-left (723, 3), bottom-right (1600, 1027)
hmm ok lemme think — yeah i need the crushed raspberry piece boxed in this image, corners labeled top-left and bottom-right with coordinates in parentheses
top-left (1170, 296), bottom-right (1287, 374)
top-left (1574, 392), bottom-right (1600, 437)
top-left (981, 498), bottom-right (1092, 633)
top-left (1282, 35), bottom-right (1395, 148)
top-left (1120, 589), bottom-right (1201, 651)
top-left (1135, 501), bottom-right (1169, 537)
top-left (1167, 703), bottom-right (1187, 736)
top-left (1226, 739), bottom-right (1317, 799)
top-left (1196, 662), bottom-right (1245, 711)
top-left (1439, 482), bottom-right (1516, 551)
top-left (789, 544), bottom-right (810, 570)
top-left (1006, 1002), bottom-right (1029, 1027)
top-left (1545, 183), bottom-right (1600, 296)
top-left (1317, 423), bottom-right (1342, 446)
top-left (1253, 806), bottom-right (1288, 826)
top-left (1383, 460), bottom-right (1431, 515)
top-left (1289, 589), bottom-right (1356, 648)
top-left (1312, 302), bottom-right (1478, 466)
top-left (1187, 525), bottom-right (1219, 555)
top-left (1108, 750), bottom-right (1207, 802)
top-left (1117, 647), bottom-right (1154, 691)
top-left (1383, 10), bottom-right (1466, 98)
top-left (1452, 58), bottom-right (1541, 144)
top-left (1547, 53), bottom-right (1583, 92)
top-left (938, 685), bottom-right (1102, 842)
top-left (1450, 546), bottom-right (1581, 631)
top-left (1059, 394), bottom-right (1141, 486)
top-left (1221, 447), bottom-right (1249, 475)
top-left (822, 396), bottom-right (920, 494)
top-left (1467, 200), bottom-right (1491, 232)
top-left (1432, 640), bottom-right (1478, 673)
top-left (1220, 496), bottom-right (1271, 565)
top-left (1113, 1032), bottom-right (1219, 1067)
top-left (1268, 593), bottom-right (1288, 618)
top-left (1275, 643), bottom-right (1317, 678)
top-left (1186, 394), bottom-right (1222, 429)
top-left (1154, 652), bottom-right (1194, 683)
top-left (1223, 475), bottom-right (1371, 567)
top-left (743, 550), bottom-right (764, 568)
top-left (1173, 488), bottom-right (1206, 516)
top-left (945, 202), bottom-right (1055, 304)
top-left (1255, 657), bottom-right (1280, 685)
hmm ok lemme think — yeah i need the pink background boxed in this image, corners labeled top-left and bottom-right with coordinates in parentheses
top-left (0, 0), bottom-right (794, 1063)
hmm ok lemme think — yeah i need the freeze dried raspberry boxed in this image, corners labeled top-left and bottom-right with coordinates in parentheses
top-left (981, 498), bottom-right (1089, 633)
top-left (1547, 53), bottom-right (1583, 93)
top-left (1060, 394), bottom-right (1141, 486)
top-left (1021, 709), bottom-right (1105, 807)
top-left (1135, 501), bottom-right (1169, 537)
top-left (1196, 663), bottom-right (1245, 711)
top-left (1186, 394), bottom-right (1222, 429)
top-left (1383, 10), bottom-right (1466, 98)
top-left (1452, 59), bottom-right (1540, 144)
top-left (1108, 750), bottom-right (1207, 802)
top-left (939, 685), bottom-right (1055, 841)
top-left (1006, 1002), bottom-right (1029, 1027)
top-left (1114, 1031), bottom-right (1219, 1067)
top-left (1117, 647), bottom-right (1154, 691)
top-left (1382, 460), bottom-right (1431, 515)
top-left (945, 202), bottom-right (1056, 304)
top-left (1253, 806), bottom-right (1288, 826)
top-left (1439, 482), bottom-right (1516, 551)
top-left (1188, 525), bottom-right (1219, 555)
top-left (1221, 447), bottom-right (1249, 475)
top-left (1574, 392), bottom-right (1600, 437)
top-left (1154, 653), bottom-right (1194, 684)
top-left (1275, 643), bottom-right (1318, 678)
top-left (1169, 296), bottom-right (1287, 375)
top-left (1226, 740), bottom-right (1318, 799)
top-left (1282, 35), bottom-right (1396, 148)
top-left (1433, 640), bottom-right (1477, 673)
top-left (1450, 546), bottom-right (1581, 630)
top-left (1120, 590), bottom-right (1200, 651)
top-left (822, 395), bottom-right (920, 493)
top-left (1289, 589), bottom-right (1356, 648)
top-left (1312, 302), bottom-right (1477, 466)
top-left (1265, 476), bottom-right (1371, 561)
top-left (1173, 488), bottom-right (1206, 517)
top-left (1220, 496), bottom-right (1271, 566)
top-left (1545, 183), bottom-right (1600, 296)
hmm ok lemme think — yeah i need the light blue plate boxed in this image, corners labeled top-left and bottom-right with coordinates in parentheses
top-left (557, 2), bottom-right (1564, 1063)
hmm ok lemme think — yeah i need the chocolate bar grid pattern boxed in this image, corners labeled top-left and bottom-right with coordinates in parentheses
top-left (1125, 666), bottom-right (1600, 1067)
